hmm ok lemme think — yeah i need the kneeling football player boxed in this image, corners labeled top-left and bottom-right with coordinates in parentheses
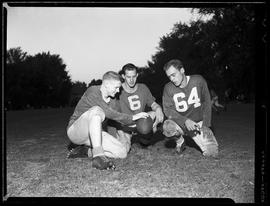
top-left (162, 59), bottom-right (218, 157)
top-left (108, 63), bottom-right (164, 152)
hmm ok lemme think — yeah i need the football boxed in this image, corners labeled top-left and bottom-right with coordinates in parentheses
top-left (136, 116), bottom-right (153, 134)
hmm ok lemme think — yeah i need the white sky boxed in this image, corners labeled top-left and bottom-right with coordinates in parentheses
top-left (6, 6), bottom-right (203, 83)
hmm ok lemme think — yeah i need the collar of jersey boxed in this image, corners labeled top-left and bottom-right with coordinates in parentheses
top-left (123, 83), bottom-right (138, 94)
top-left (179, 76), bottom-right (190, 88)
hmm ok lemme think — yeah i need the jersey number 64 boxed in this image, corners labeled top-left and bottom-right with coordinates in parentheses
top-left (173, 87), bottom-right (201, 112)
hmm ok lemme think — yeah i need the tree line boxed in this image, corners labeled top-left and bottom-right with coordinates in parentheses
top-left (5, 5), bottom-right (260, 110)
top-left (5, 48), bottom-right (72, 110)
top-left (140, 6), bottom-right (257, 103)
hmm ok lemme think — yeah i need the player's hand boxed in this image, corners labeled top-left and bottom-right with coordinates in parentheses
top-left (152, 109), bottom-right (164, 132)
top-left (184, 119), bottom-right (200, 131)
top-left (132, 112), bottom-right (149, 121)
top-left (154, 108), bottom-right (164, 125)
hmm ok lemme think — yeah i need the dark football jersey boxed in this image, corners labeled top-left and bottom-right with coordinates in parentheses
top-left (118, 83), bottom-right (155, 115)
top-left (67, 85), bottom-right (133, 130)
top-left (162, 75), bottom-right (212, 128)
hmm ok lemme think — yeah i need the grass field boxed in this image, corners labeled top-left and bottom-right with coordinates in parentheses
top-left (5, 103), bottom-right (255, 202)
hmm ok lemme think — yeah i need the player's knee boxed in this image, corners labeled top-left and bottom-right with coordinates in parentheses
top-left (163, 119), bottom-right (184, 137)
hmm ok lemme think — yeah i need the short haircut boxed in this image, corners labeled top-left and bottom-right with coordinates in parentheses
top-left (102, 71), bottom-right (121, 82)
top-left (163, 59), bottom-right (184, 71)
top-left (121, 63), bottom-right (138, 75)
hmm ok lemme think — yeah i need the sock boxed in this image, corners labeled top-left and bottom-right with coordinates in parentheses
top-left (87, 148), bottom-right (92, 157)
top-left (92, 146), bottom-right (105, 157)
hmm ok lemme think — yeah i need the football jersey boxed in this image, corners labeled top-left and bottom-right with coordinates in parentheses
top-left (118, 83), bottom-right (155, 115)
top-left (162, 75), bottom-right (212, 128)
top-left (67, 85), bottom-right (133, 130)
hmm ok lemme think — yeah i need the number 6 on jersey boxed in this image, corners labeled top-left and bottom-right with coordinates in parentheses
top-left (128, 95), bottom-right (141, 111)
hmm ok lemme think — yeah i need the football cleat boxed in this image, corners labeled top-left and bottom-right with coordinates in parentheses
top-left (92, 155), bottom-right (116, 170)
top-left (67, 141), bottom-right (79, 151)
top-left (67, 145), bottom-right (91, 159)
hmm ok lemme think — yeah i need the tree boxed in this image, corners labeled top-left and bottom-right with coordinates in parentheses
top-left (23, 51), bottom-right (72, 108)
top-left (5, 48), bottom-right (72, 109)
top-left (88, 79), bottom-right (102, 87)
top-left (69, 81), bottom-right (87, 107)
top-left (145, 5), bottom-right (257, 101)
top-left (6, 47), bottom-right (27, 64)
top-left (6, 47), bottom-right (29, 109)
top-left (195, 5), bottom-right (256, 100)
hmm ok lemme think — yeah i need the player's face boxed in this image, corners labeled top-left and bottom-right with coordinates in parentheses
top-left (106, 80), bottom-right (122, 97)
top-left (165, 66), bottom-right (184, 87)
top-left (122, 70), bottom-right (138, 88)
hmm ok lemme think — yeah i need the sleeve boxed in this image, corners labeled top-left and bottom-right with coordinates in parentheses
top-left (200, 78), bottom-right (212, 127)
top-left (112, 99), bottom-right (122, 112)
top-left (162, 84), bottom-right (188, 128)
top-left (85, 88), bottom-right (134, 125)
top-left (102, 103), bottom-right (134, 126)
top-left (143, 84), bottom-right (156, 107)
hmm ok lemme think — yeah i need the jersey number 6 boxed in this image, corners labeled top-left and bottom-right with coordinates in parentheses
top-left (173, 87), bottom-right (201, 112)
top-left (128, 95), bottom-right (141, 111)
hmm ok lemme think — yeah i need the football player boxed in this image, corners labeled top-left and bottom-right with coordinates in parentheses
top-left (66, 71), bottom-right (149, 170)
top-left (162, 59), bottom-right (219, 157)
top-left (108, 63), bottom-right (164, 152)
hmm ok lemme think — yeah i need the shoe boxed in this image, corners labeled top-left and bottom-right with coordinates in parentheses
top-left (176, 137), bottom-right (186, 154)
top-left (92, 155), bottom-right (116, 170)
top-left (67, 145), bottom-right (91, 159)
top-left (67, 141), bottom-right (80, 151)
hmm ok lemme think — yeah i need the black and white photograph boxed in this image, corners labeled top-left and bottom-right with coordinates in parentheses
top-left (2, 1), bottom-right (267, 204)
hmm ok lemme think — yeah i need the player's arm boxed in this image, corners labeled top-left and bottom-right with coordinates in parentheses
top-left (100, 102), bottom-right (149, 125)
top-left (151, 101), bottom-right (164, 125)
top-left (201, 78), bottom-right (212, 127)
top-left (85, 89), bottom-right (147, 125)
top-left (143, 84), bottom-right (164, 126)
top-left (162, 85), bottom-right (188, 128)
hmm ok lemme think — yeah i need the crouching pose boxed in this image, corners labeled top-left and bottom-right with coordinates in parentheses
top-left (66, 71), bottom-right (149, 170)
top-left (109, 63), bottom-right (164, 151)
top-left (162, 59), bottom-right (218, 157)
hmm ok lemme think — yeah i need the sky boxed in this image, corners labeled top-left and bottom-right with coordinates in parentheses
top-left (6, 6), bottom-right (205, 83)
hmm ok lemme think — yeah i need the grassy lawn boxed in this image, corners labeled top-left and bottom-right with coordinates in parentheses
top-left (5, 103), bottom-right (255, 202)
